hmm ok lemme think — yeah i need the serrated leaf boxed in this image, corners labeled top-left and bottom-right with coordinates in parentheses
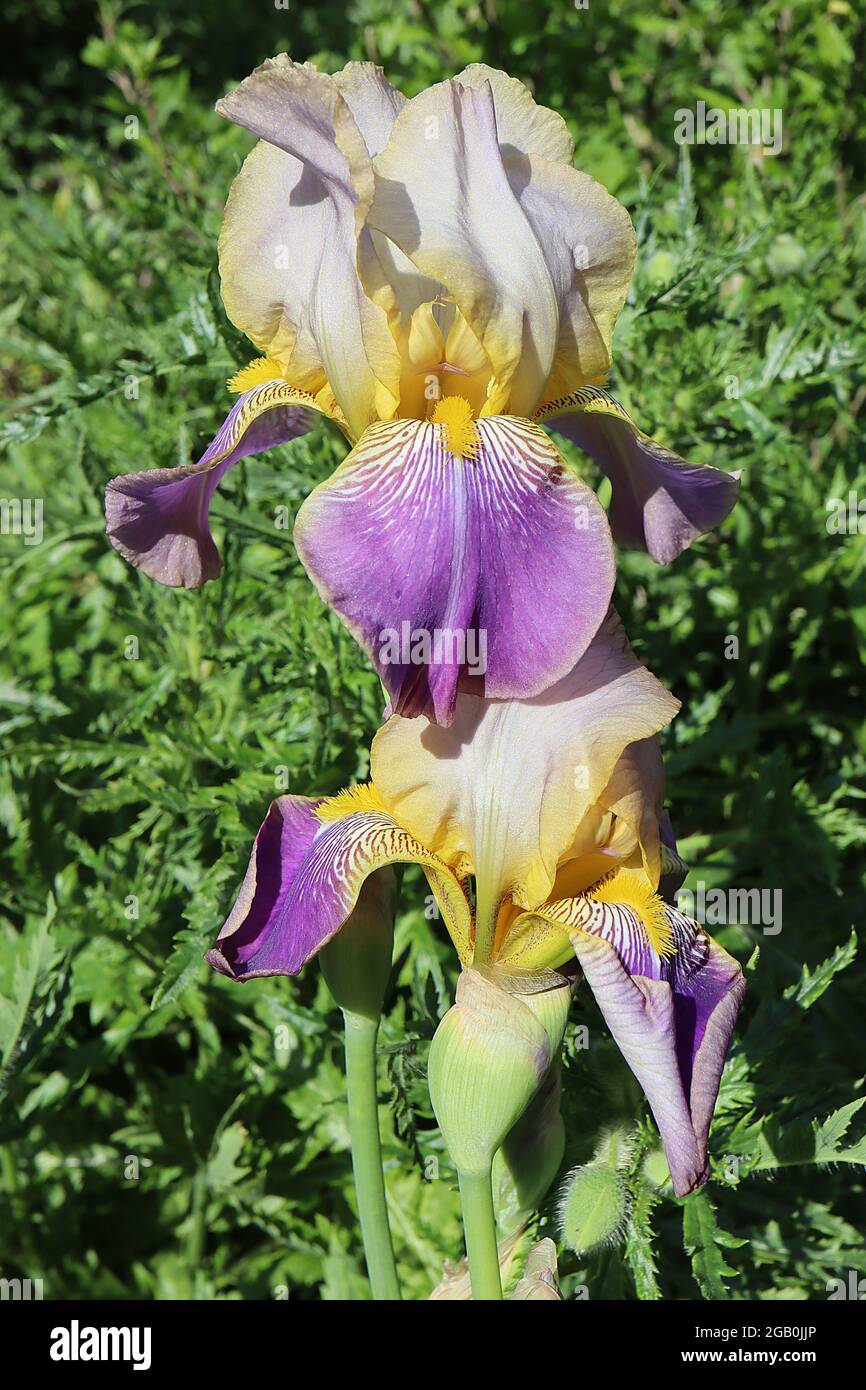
top-left (624, 1182), bottom-right (662, 1300)
top-left (785, 931), bottom-right (857, 1010)
top-left (0, 901), bottom-right (60, 1101)
top-left (682, 1191), bottom-right (747, 1300)
top-left (150, 925), bottom-right (211, 1011)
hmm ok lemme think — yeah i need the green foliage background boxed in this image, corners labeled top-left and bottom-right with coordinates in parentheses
top-left (1, 0), bottom-right (864, 1300)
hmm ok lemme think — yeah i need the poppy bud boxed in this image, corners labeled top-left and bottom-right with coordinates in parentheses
top-left (557, 1126), bottom-right (633, 1258)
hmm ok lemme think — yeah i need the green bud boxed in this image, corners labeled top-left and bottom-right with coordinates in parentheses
top-left (592, 1124), bottom-right (636, 1171)
top-left (428, 966), bottom-right (570, 1175)
top-left (319, 871), bottom-right (396, 1022)
top-left (513, 966), bottom-right (574, 1059)
top-left (493, 1066), bottom-right (566, 1234)
top-left (641, 1145), bottom-right (672, 1191)
top-left (557, 1162), bottom-right (629, 1256)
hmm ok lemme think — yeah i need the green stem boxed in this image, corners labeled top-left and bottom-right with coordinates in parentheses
top-left (458, 1167), bottom-right (503, 1300)
top-left (344, 1010), bottom-right (401, 1300)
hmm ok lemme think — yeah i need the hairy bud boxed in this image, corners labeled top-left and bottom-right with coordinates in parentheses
top-left (557, 1162), bottom-right (630, 1256)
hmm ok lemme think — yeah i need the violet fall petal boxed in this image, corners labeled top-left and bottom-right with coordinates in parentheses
top-left (105, 381), bottom-right (318, 587)
top-left (294, 413), bottom-right (616, 725)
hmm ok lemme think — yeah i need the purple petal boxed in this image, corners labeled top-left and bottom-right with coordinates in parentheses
top-left (105, 382), bottom-right (318, 587)
top-left (207, 796), bottom-right (322, 977)
top-left (207, 795), bottom-right (472, 980)
top-left (542, 398), bottom-right (739, 564)
top-left (295, 415), bottom-right (615, 724)
top-left (569, 903), bottom-right (745, 1196)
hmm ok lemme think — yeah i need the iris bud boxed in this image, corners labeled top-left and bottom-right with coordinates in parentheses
top-left (493, 1066), bottom-right (566, 1234)
top-left (428, 966), bottom-right (570, 1176)
top-left (319, 871), bottom-right (396, 1021)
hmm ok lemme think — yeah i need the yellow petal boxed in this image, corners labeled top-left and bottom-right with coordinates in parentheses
top-left (372, 610), bottom-right (679, 963)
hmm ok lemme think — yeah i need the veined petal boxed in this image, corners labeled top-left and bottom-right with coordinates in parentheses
top-left (537, 387), bottom-right (740, 563)
top-left (294, 414), bottom-right (616, 725)
top-left (105, 380), bottom-right (319, 588)
top-left (513, 892), bottom-right (745, 1196)
top-left (502, 154), bottom-right (635, 395)
top-left (217, 56), bottom-right (400, 438)
top-left (500, 738), bottom-right (667, 970)
top-left (371, 609), bottom-right (679, 957)
top-left (368, 78), bottom-right (559, 418)
top-left (207, 794), bottom-right (473, 980)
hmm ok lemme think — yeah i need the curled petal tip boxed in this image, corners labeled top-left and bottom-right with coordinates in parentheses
top-left (540, 389), bottom-right (740, 563)
top-left (104, 383), bottom-right (318, 588)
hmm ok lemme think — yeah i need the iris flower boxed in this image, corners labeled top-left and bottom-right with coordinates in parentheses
top-left (106, 57), bottom-right (739, 724)
top-left (207, 610), bottom-right (744, 1196)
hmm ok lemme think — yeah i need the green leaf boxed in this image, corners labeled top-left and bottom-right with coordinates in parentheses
top-left (785, 931), bottom-right (858, 1010)
top-left (624, 1182), bottom-right (662, 1300)
top-left (0, 899), bottom-right (60, 1101)
top-left (682, 1191), bottom-right (747, 1300)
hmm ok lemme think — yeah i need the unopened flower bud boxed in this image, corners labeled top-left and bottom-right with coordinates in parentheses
top-left (641, 1145), bottom-right (672, 1191)
top-left (319, 871), bottom-right (396, 1022)
top-left (428, 967), bottom-right (565, 1175)
top-left (515, 966), bottom-right (574, 1057)
top-left (493, 1066), bottom-right (566, 1234)
top-left (557, 1162), bottom-right (629, 1256)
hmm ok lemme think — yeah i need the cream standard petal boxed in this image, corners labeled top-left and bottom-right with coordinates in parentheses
top-left (371, 610), bottom-right (679, 959)
top-left (217, 56), bottom-right (400, 437)
top-left (368, 78), bottom-right (559, 418)
top-left (332, 61), bottom-right (406, 157)
top-left (504, 155), bottom-right (636, 397)
top-left (332, 62), bottom-right (446, 352)
top-left (454, 65), bottom-right (574, 162)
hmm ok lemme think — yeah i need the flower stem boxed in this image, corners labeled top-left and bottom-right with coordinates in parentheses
top-left (458, 1167), bottom-right (503, 1300)
top-left (344, 1010), bottom-right (401, 1301)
